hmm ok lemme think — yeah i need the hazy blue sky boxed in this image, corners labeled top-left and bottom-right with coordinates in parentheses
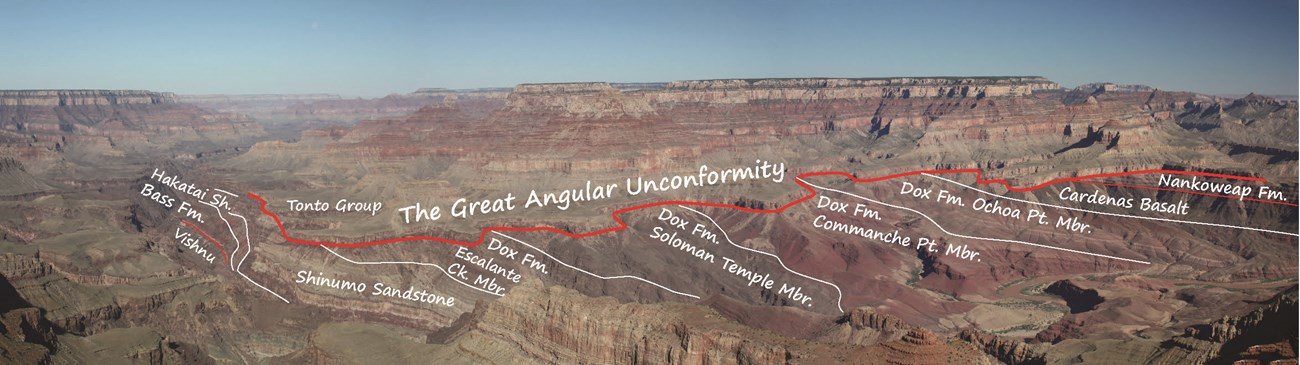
top-left (2, 0), bottom-right (1296, 96)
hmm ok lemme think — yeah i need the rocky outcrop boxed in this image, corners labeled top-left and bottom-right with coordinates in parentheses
top-left (425, 280), bottom-right (991, 364)
top-left (837, 307), bottom-right (910, 342)
top-left (959, 329), bottom-right (1046, 365)
top-left (0, 307), bottom-right (55, 364)
top-left (703, 294), bottom-right (955, 352)
top-left (0, 254), bottom-right (212, 337)
top-left (452, 280), bottom-right (798, 364)
top-left (1173, 92), bottom-right (1298, 179)
top-left (1196, 285), bottom-right (1298, 363)
top-left (0, 269), bottom-right (57, 365)
top-left (52, 327), bottom-right (213, 365)
top-left (1146, 286), bottom-right (1300, 364)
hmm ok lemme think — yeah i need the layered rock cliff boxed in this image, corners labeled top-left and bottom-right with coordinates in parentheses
top-left (1191, 285), bottom-right (1298, 363)
top-left (0, 88), bottom-right (265, 180)
top-left (411, 280), bottom-right (994, 365)
top-left (5, 78), bottom-right (1294, 364)
top-left (653, 76), bottom-right (1060, 102)
top-left (0, 90), bottom-right (177, 106)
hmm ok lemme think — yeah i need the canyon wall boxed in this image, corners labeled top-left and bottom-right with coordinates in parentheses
top-left (0, 90), bottom-right (177, 106)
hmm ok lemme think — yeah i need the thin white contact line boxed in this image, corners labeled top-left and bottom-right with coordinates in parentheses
top-left (213, 188), bottom-right (238, 197)
top-left (798, 178), bottom-right (1152, 265)
top-left (677, 205), bottom-right (845, 313)
top-left (228, 211), bottom-right (289, 304)
top-left (198, 201), bottom-right (240, 271)
top-left (321, 246), bottom-right (504, 298)
top-left (227, 212), bottom-right (253, 272)
top-left (198, 201), bottom-right (290, 303)
top-left (493, 232), bottom-right (702, 300)
top-left (921, 173), bottom-right (1300, 238)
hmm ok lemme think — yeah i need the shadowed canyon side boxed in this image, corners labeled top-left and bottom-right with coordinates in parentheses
top-left (0, 75), bottom-right (1296, 365)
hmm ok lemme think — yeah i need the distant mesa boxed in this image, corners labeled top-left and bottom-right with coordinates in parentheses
top-left (505, 76), bottom-right (1061, 102)
top-left (609, 82), bottom-right (668, 91)
top-left (509, 76), bottom-right (1059, 93)
top-left (177, 94), bottom-right (342, 104)
top-left (511, 82), bottom-right (620, 94)
top-left (497, 77), bottom-right (1063, 119)
top-left (1077, 82), bottom-right (1157, 95)
top-left (663, 76), bottom-right (1059, 90)
top-left (406, 88), bottom-right (512, 103)
top-left (410, 87), bottom-right (512, 96)
top-left (0, 90), bottom-right (176, 107)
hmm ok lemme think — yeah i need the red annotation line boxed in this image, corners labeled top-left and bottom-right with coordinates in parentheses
top-left (1078, 181), bottom-right (1297, 207)
top-left (182, 221), bottom-right (230, 264)
top-left (247, 168), bottom-right (1270, 249)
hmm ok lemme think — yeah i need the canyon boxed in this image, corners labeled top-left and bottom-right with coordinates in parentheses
top-left (0, 77), bottom-right (1295, 364)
